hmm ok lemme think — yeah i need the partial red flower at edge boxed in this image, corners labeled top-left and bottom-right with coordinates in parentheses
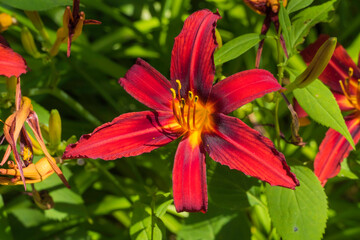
top-left (63, 9), bottom-right (299, 213)
top-left (0, 35), bottom-right (27, 78)
top-left (301, 35), bottom-right (360, 186)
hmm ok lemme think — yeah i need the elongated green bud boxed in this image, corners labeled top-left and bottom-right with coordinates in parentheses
top-left (49, 109), bottom-right (62, 148)
top-left (5, 76), bottom-right (17, 98)
top-left (233, 102), bottom-right (253, 119)
top-left (286, 37), bottom-right (337, 92)
top-left (215, 28), bottom-right (222, 49)
top-left (21, 27), bottom-right (41, 58)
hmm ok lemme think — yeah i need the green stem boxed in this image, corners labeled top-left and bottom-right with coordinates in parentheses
top-left (88, 159), bottom-right (134, 204)
top-left (151, 193), bottom-right (156, 240)
top-left (274, 36), bottom-right (284, 149)
top-left (27, 88), bottom-right (101, 126)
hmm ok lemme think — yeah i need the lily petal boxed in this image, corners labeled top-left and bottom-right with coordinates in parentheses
top-left (63, 111), bottom-right (182, 160)
top-left (119, 58), bottom-right (172, 111)
top-left (0, 42), bottom-right (27, 78)
top-left (170, 9), bottom-right (221, 102)
top-left (314, 113), bottom-right (360, 186)
top-left (203, 114), bottom-right (299, 189)
top-left (209, 69), bottom-right (281, 114)
top-left (301, 34), bottom-right (360, 93)
top-left (172, 132), bottom-right (207, 212)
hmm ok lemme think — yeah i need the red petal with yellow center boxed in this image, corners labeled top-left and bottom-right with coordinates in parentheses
top-left (209, 69), bottom-right (281, 114)
top-left (63, 111), bottom-right (182, 160)
top-left (119, 58), bottom-right (172, 111)
top-left (170, 9), bottom-right (221, 102)
top-left (203, 114), bottom-right (299, 189)
top-left (314, 113), bottom-right (360, 186)
top-left (172, 132), bottom-right (207, 212)
top-left (0, 42), bottom-right (27, 78)
top-left (301, 34), bottom-right (360, 93)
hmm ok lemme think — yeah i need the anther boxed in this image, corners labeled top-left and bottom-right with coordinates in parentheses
top-left (349, 67), bottom-right (354, 78)
top-left (176, 80), bottom-right (182, 99)
top-left (170, 88), bottom-right (176, 99)
top-left (188, 91), bottom-right (193, 100)
top-left (192, 96), bottom-right (199, 130)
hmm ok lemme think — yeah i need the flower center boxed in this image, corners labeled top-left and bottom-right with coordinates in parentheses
top-left (170, 80), bottom-right (211, 132)
top-left (339, 67), bottom-right (360, 110)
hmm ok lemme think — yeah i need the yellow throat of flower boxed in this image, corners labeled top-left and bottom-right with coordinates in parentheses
top-left (170, 80), bottom-right (213, 133)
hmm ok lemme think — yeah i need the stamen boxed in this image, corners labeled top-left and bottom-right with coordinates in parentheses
top-left (176, 80), bottom-right (182, 100)
top-left (170, 88), bottom-right (176, 99)
top-left (339, 80), bottom-right (354, 105)
top-left (193, 96), bottom-right (199, 130)
top-left (349, 67), bottom-right (354, 78)
top-left (187, 91), bottom-right (194, 130)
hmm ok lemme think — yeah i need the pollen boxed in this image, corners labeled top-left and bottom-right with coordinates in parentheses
top-left (170, 81), bottom-right (211, 132)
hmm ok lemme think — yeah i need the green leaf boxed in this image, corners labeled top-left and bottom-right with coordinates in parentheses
top-left (177, 208), bottom-right (250, 240)
top-left (0, 195), bottom-right (12, 240)
top-left (338, 158), bottom-right (359, 180)
top-left (293, 80), bottom-right (355, 149)
top-left (208, 164), bottom-right (260, 210)
top-left (130, 202), bottom-right (165, 240)
top-left (155, 193), bottom-right (173, 218)
top-left (287, 0), bottom-right (314, 14)
top-left (0, 0), bottom-right (72, 11)
top-left (291, 0), bottom-right (337, 49)
top-left (279, 4), bottom-right (293, 56)
top-left (266, 164), bottom-right (328, 240)
top-left (214, 33), bottom-right (263, 66)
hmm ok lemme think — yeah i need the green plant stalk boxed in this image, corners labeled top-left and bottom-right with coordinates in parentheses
top-left (274, 35), bottom-right (285, 149)
top-left (88, 159), bottom-right (134, 205)
top-left (24, 11), bottom-right (52, 50)
top-left (27, 88), bottom-right (101, 126)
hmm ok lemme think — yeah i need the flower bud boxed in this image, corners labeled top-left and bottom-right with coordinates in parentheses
top-left (233, 102), bottom-right (253, 119)
top-left (0, 13), bottom-right (14, 32)
top-left (49, 109), bottom-right (62, 148)
top-left (33, 189), bottom-right (54, 210)
top-left (5, 76), bottom-right (17, 98)
top-left (215, 28), bottom-right (222, 50)
top-left (28, 134), bottom-right (44, 155)
top-left (40, 123), bottom-right (50, 143)
top-left (21, 27), bottom-right (41, 58)
top-left (263, 92), bottom-right (275, 102)
top-left (286, 37), bottom-right (337, 92)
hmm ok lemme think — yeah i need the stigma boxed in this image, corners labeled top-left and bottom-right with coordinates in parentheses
top-left (339, 67), bottom-right (360, 109)
top-left (170, 80), bottom-right (209, 132)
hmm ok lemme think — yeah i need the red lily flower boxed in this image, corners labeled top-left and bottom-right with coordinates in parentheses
top-left (301, 35), bottom-right (360, 186)
top-left (63, 9), bottom-right (299, 212)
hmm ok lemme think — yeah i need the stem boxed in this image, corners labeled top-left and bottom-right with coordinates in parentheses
top-left (24, 11), bottom-right (52, 50)
top-left (88, 159), bottom-right (133, 204)
top-left (27, 88), bottom-right (101, 126)
top-left (151, 193), bottom-right (156, 240)
top-left (274, 35), bottom-right (284, 149)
